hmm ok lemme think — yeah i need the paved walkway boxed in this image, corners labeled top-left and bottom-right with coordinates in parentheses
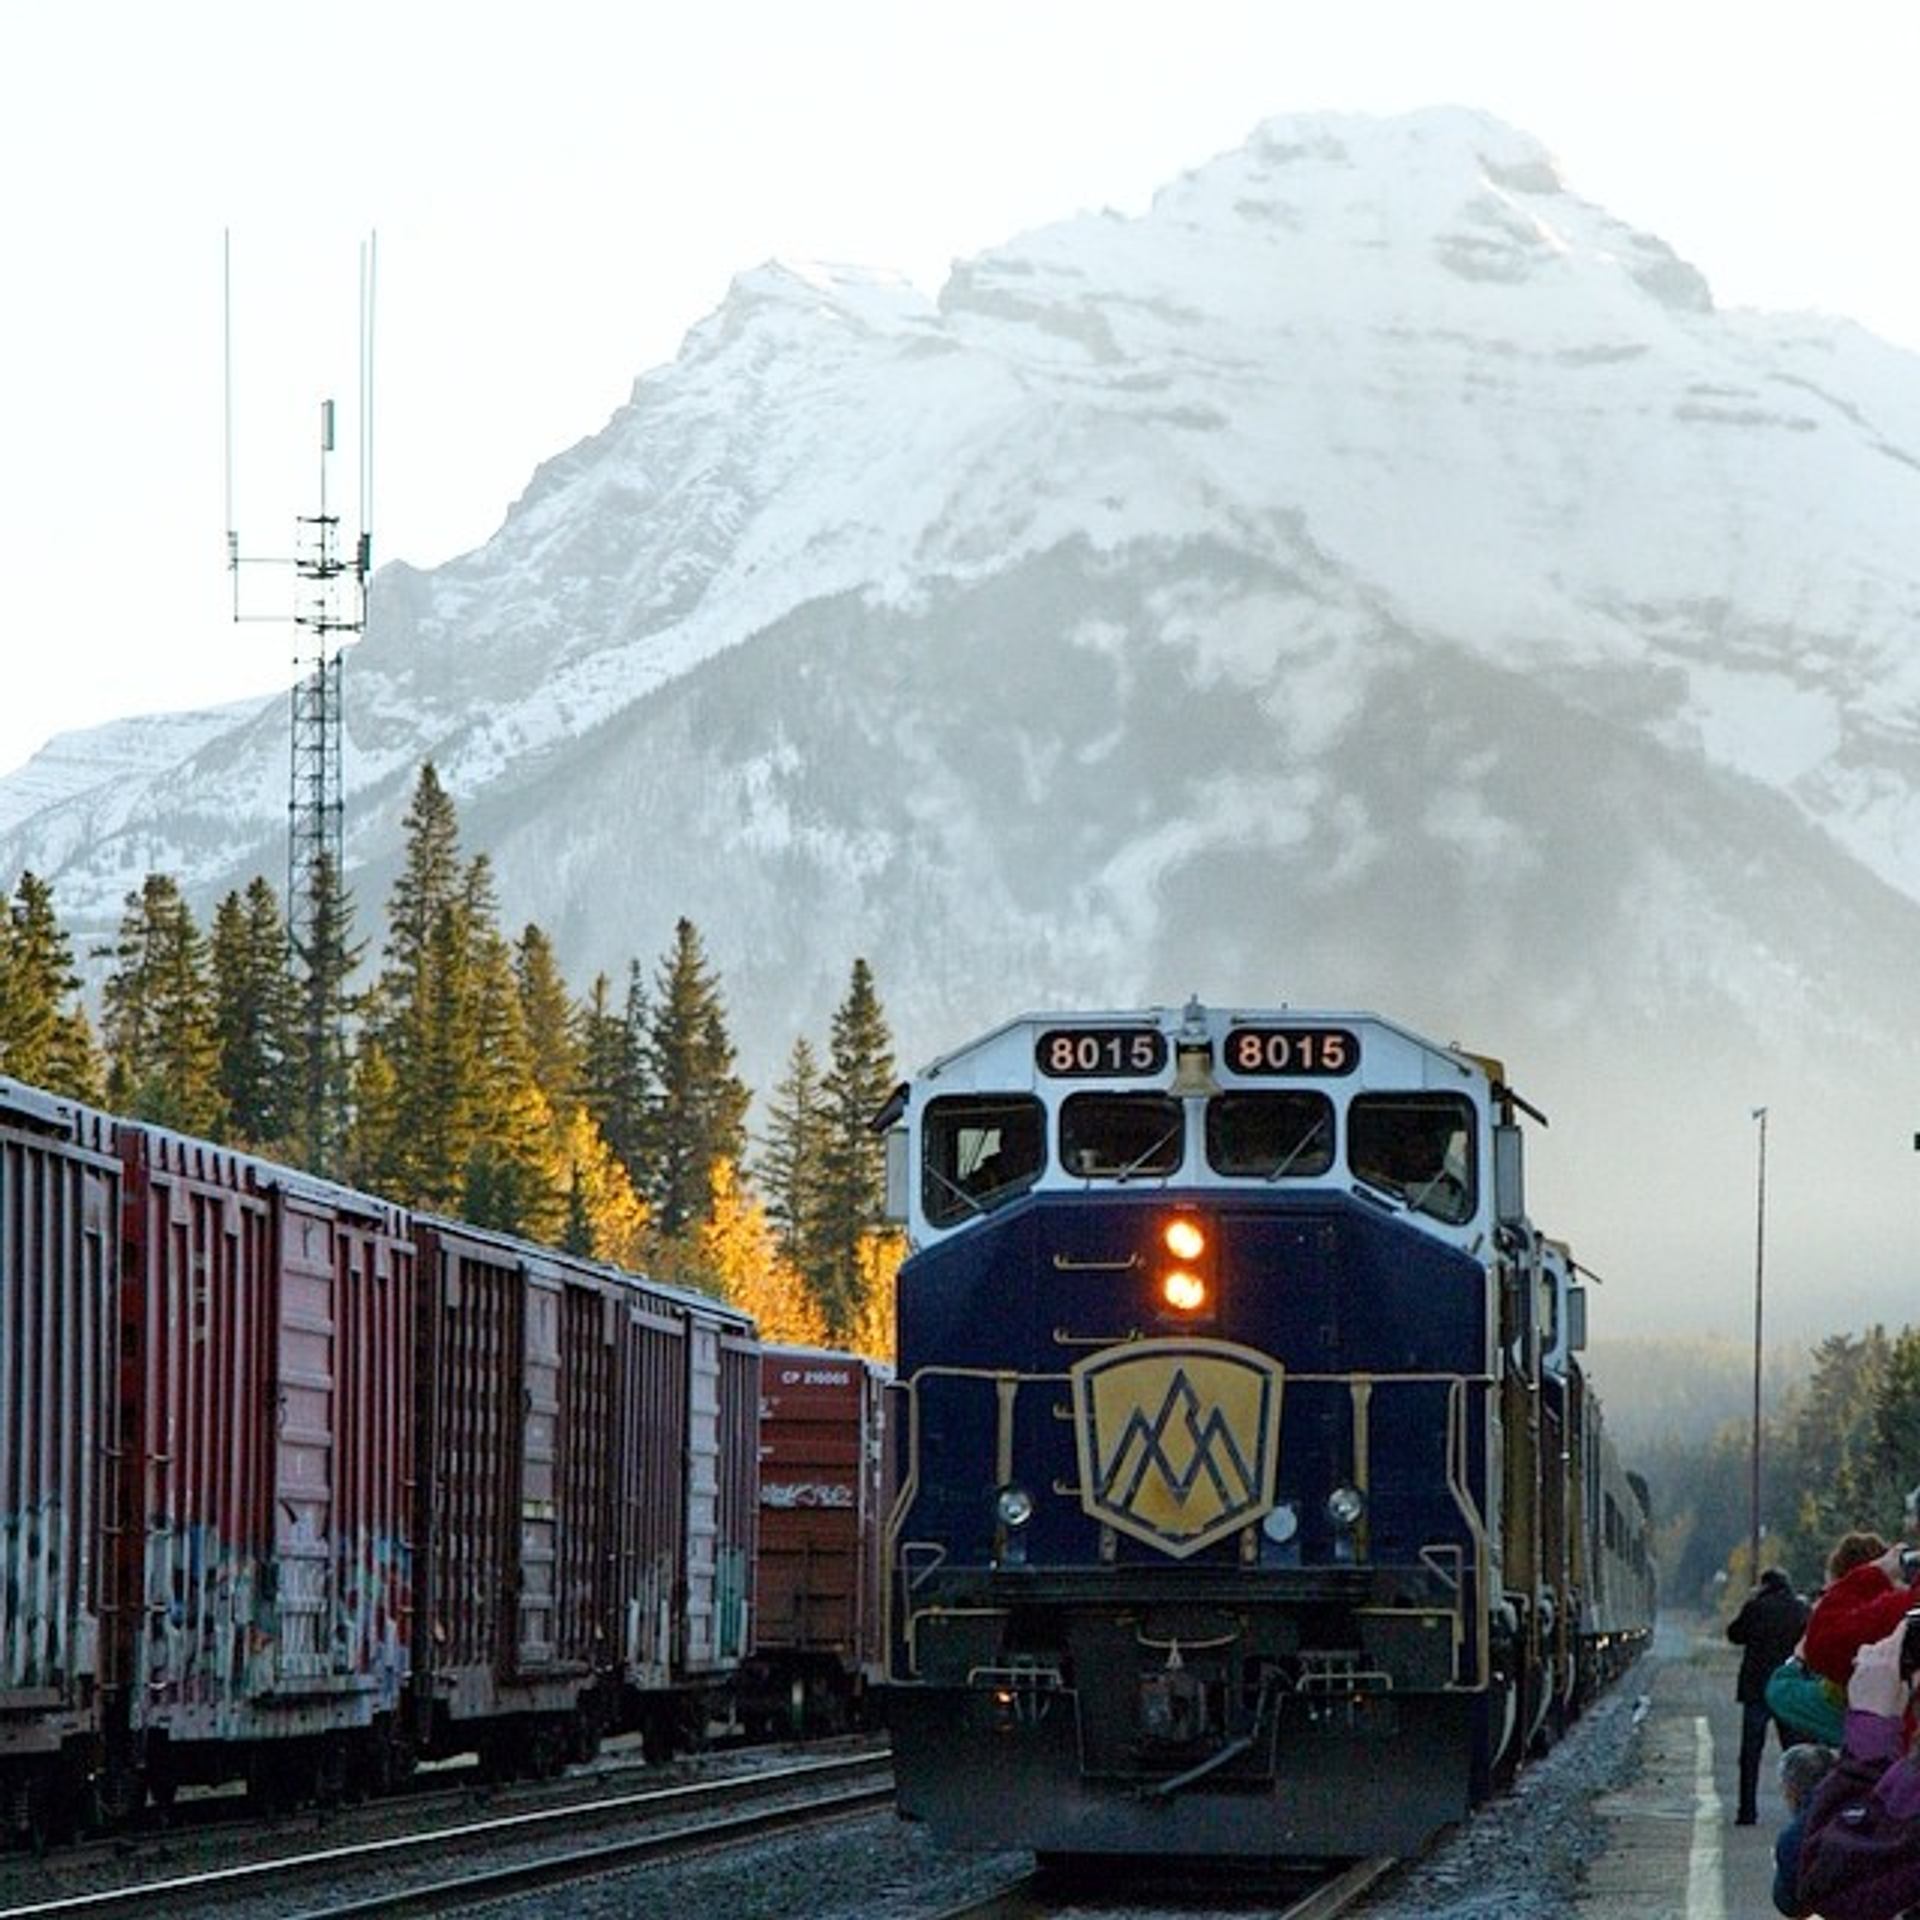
top-left (1575, 1617), bottom-right (1796, 1920)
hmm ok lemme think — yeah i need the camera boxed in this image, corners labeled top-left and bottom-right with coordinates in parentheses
top-left (1902, 1546), bottom-right (1920, 1579)
top-left (1901, 1605), bottom-right (1920, 1681)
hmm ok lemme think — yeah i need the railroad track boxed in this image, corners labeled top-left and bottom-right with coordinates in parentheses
top-left (0, 1751), bottom-right (892, 1920)
top-left (923, 1852), bottom-right (1402, 1920)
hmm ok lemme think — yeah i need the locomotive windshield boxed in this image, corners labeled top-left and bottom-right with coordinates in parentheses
top-left (1060, 1093), bottom-right (1184, 1180)
top-left (922, 1096), bottom-right (1045, 1225)
top-left (1206, 1091), bottom-right (1335, 1178)
top-left (1347, 1093), bottom-right (1476, 1223)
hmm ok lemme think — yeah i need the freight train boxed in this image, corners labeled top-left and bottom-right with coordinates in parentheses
top-left (0, 1077), bottom-right (886, 1843)
top-left (878, 1002), bottom-right (1653, 1860)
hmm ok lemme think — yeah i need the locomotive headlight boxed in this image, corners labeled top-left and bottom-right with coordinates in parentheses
top-left (1326, 1484), bottom-right (1367, 1530)
top-left (1162, 1269), bottom-right (1208, 1312)
top-left (1164, 1217), bottom-right (1206, 1262)
top-left (995, 1485), bottom-right (1036, 1530)
top-left (1157, 1215), bottom-right (1213, 1314)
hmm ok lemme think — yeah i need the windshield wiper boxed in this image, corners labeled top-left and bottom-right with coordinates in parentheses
top-left (1350, 1170), bottom-right (1408, 1211)
top-left (1265, 1119), bottom-right (1329, 1182)
top-left (926, 1163), bottom-right (987, 1219)
top-left (1404, 1170), bottom-right (1465, 1220)
top-left (1112, 1123), bottom-right (1183, 1184)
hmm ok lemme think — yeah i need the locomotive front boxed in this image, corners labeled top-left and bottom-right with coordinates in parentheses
top-left (883, 1003), bottom-right (1533, 1858)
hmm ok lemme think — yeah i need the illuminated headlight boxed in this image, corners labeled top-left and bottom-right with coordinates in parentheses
top-left (996, 1485), bottom-right (1036, 1530)
top-left (1262, 1501), bottom-right (1300, 1544)
top-left (1326, 1485), bottom-right (1366, 1530)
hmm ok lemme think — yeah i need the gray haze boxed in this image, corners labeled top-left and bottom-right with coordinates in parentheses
top-left (4, 110), bottom-right (1919, 1342)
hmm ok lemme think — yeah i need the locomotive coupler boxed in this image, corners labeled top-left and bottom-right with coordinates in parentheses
top-left (1138, 1641), bottom-right (1207, 1745)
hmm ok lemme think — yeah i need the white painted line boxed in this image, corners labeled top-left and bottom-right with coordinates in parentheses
top-left (1687, 1714), bottom-right (1726, 1920)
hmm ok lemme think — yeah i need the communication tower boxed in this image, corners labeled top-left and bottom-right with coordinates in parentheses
top-left (225, 234), bottom-right (376, 1173)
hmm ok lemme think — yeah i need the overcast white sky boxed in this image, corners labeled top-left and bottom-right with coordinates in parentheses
top-left (3, 0), bottom-right (1917, 779)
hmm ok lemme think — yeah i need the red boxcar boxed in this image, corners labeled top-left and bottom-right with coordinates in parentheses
top-left (115, 1126), bottom-right (416, 1805)
top-left (411, 1225), bottom-right (758, 1769)
top-left (0, 1073), bottom-right (769, 1830)
top-left (743, 1345), bottom-right (890, 1735)
top-left (0, 1082), bottom-right (122, 1838)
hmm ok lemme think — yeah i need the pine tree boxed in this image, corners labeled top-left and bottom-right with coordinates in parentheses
top-left (462, 923), bottom-right (564, 1242)
top-left (810, 958), bottom-right (896, 1338)
top-left (400, 887), bottom-right (483, 1209)
top-left (0, 871), bottom-right (102, 1100)
top-left (576, 967), bottom-right (649, 1177)
top-left (1774, 1329), bottom-right (1891, 1578)
top-left (515, 923), bottom-right (582, 1114)
top-left (101, 874), bottom-right (223, 1133)
top-left (758, 1035), bottom-right (826, 1273)
top-left (642, 919), bottom-right (749, 1241)
top-left (289, 850), bottom-right (362, 1177)
top-left (1864, 1328), bottom-right (1920, 1531)
top-left (358, 768), bottom-right (482, 1207)
top-left (210, 877), bottom-right (301, 1153)
top-left (382, 764), bottom-right (463, 981)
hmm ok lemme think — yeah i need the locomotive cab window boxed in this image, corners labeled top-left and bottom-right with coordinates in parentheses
top-left (1347, 1093), bottom-right (1476, 1224)
top-left (1205, 1091), bottom-right (1335, 1179)
top-left (1059, 1093), bottom-right (1184, 1181)
top-left (922, 1095), bottom-right (1045, 1226)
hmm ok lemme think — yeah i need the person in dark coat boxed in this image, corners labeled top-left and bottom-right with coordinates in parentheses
top-left (1730, 1567), bottom-right (1813, 1825)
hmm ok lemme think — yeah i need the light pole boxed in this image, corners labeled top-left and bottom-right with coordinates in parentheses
top-left (1750, 1106), bottom-right (1768, 1582)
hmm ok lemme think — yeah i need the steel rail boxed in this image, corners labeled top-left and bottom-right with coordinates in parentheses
top-left (920, 1852), bottom-right (1399, 1920)
top-left (0, 1753), bottom-right (890, 1920)
top-left (279, 1784), bottom-right (895, 1920)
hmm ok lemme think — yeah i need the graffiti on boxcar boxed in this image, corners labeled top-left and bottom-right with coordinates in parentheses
top-left (761, 1482), bottom-right (856, 1509)
top-left (335, 1532), bottom-right (412, 1708)
top-left (1, 1501), bottom-right (69, 1688)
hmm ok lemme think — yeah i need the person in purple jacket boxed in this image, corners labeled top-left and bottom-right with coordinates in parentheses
top-left (1794, 1614), bottom-right (1920, 1919)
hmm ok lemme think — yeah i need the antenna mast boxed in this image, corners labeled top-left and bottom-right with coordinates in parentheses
top-left (225, 232), bottom-right (376, 1174)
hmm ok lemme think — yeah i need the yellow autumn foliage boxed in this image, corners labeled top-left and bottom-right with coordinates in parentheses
top-left (842, 1228), bottom-right (903, 1365)
top-left (700, 1157), bottom-right (829, 1346)
top-left (551, 1105), bottom-right (651, 1268)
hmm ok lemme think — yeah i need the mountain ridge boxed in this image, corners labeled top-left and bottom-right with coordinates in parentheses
top-left (5, 107), bottom-right (1919, 1336)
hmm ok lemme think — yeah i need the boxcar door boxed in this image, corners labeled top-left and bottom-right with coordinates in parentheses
top-left (320, 1196), bottom-right (414, 1705)
top-left (679, 1316), bottom-right (723, 1674)
top-left (612, 1296), bottom-right (686, 1691)
top-left (128, 1135), bottom-right (276, 1739)
top-left (513, 1269), bottom-right (563, 1676)
top-left (550, 1282), bottom-right (614, 1679)
top-left (272, 1193), bottom-right (344, 1687)
top-left (0, 1092), bottom-right (119, 1729)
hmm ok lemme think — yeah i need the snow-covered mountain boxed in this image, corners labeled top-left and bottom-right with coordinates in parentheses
top-left (7, 107), bottom-right (1920, 1336)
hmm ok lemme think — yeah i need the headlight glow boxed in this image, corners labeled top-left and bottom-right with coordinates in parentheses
top-left (1161, 1269), bottom-right (1208, 1312)
top-left (1164, 1217), bottom-right (1206, 1262)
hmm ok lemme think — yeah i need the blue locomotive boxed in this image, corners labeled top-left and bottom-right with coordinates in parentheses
top-left (878, 1002), bottom-right (1651, 1858)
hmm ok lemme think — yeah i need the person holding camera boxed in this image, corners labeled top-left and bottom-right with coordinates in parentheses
top-left (1791, 1611), bottom-right (1920, 1918)
top-left (1804, 1543), bottom-right (1920, 1696)
top-left (1731, 1567), bottom-right (1812, 1824)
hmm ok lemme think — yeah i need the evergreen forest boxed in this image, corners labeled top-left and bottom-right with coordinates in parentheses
top-left (5, 766), bottom-right (1910, 1552)
top-left (0, 763), bottom-right (898, 1355)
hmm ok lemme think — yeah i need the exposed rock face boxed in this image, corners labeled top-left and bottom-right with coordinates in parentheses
top-left (6, 108), bottom-right (1919, 1333)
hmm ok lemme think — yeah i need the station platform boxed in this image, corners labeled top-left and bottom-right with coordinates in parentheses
top-left (1575, 1616), bottom-right (1801, 1920)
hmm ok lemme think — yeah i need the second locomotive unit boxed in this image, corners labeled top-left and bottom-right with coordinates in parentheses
top-left (879, 1002), bottom-right (1650, 1858)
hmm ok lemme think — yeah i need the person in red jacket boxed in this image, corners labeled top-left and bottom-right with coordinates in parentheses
top-left (1805, 1543), bottom-right (1920, 1690)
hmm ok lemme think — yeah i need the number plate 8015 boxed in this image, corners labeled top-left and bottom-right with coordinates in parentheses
top-left (1035, 1029), bottom-right (1170, 1078)
top-left (1223, 1027), bottom-right (1359, 1076)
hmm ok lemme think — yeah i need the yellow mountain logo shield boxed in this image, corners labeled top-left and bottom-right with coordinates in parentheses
top-left (1071, 1338), bottom-right (1284, 1558)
